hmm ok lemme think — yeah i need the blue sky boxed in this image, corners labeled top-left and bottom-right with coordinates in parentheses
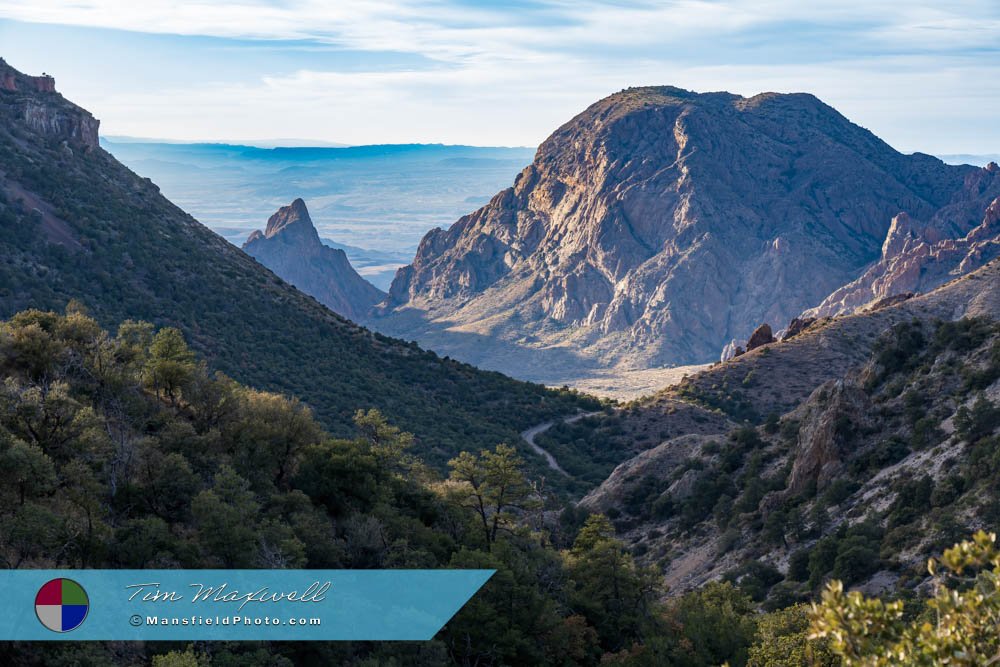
top-left (0, 1), bottom-right (998, 152)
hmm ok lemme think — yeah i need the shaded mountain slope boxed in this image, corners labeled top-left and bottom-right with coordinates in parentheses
top-left (0, 58), bottom-right (595, 471)
top-left (243, 198), bottom-right (385, 320)
top-left (807, 168), bottom-right (1000, 318)
top-left (375, 86), bottom-right (976, 384)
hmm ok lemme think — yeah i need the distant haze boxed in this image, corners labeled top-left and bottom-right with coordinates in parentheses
top-left (104, 135), bottom-right (995, 292)
top-left (102, 139), bottom-right (535, 289)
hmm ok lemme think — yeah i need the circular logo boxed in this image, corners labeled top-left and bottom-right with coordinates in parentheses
top-left (35, 578), bottom-right (89, 633)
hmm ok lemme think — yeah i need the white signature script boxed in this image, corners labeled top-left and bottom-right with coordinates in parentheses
top-left (125, 581), bottom-right (330, 612)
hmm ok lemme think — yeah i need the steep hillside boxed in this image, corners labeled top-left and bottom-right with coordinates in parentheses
top-left (546, 261), bottom-right (1000, 602)
top-left (375, 86), bottom-right (975, 387)
top-left (0, 58), bottom-right (595, 471)
top-left (243, 198), bottom-right (385, 320)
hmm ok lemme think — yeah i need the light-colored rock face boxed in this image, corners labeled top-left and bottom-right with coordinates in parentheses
top-left (243, 199), bottom-right (385, 321)
top-left (22, 101), bottom-right (99, 149)
top-left (807, 167), bottom-right (1000, 319)
top-left (376, 86), bottom-right (974, 378)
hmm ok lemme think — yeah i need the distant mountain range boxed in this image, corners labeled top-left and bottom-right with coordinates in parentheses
top-left (370, 86), bottom-right (1000, 391)
top-left (101, 138), bottom-right (535, 289)
top-left (178, 84), bottom-right (1000, 400)
top-left (104, 134), bottom-right (352, 148)
top-left (939, 154), bottom-right (1000, 166)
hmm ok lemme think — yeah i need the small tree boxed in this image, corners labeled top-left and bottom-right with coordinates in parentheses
top-left (954, 394), bottom-right (1000, 443)
top-left (810, 530), bottom-right (1000, 665)
top-left (748, 605), bottom-right (837, 666)
top-left (566, 514), bottom-right (661, 652)
top-left (191, 466), bottom-right (260, 567)
top-left (447, 444), bottom-right (535, 548)
top-left (0, 437), bottom-right (56, 505)
top-left (354, 408), bottom-right (412, 471)
top-left (145, 327), bottom-right (196, 404)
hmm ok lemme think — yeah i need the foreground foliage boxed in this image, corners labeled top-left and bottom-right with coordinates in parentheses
top-left (811, 531), bottom-right (1000, 666)
top-left (10, 307), bottom-right (998, 665)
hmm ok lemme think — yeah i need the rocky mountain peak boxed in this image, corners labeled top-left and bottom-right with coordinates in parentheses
top-left (986, 197), bottom-right (1000, 225)
top-left (881, 212), bottom-right (920, 258)
top-left (374, 86), bottom-right (977, 385)
top-left (243, 200), bottom-right (384, 320)
top-left (260, 197), bottom-right (320, 243)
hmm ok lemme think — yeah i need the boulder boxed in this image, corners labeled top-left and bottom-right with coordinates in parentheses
top-left (745, 323), bottom-right (775, 351)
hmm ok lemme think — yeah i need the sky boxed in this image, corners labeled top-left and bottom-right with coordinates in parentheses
top-left (0, 1), bottom-right (998, 153)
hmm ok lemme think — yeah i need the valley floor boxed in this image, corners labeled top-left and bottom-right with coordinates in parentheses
top-left (550, 364), bottom-right (711, 401)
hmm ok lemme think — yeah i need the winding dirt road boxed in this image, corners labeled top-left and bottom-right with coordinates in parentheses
top-left (520, 411), bottom-right (602, 476)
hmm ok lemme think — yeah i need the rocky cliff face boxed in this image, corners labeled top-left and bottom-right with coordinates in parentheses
top-left (243, 199), bottom-right (385, 321)
top-left (375, 86), bottom-right (974, 381)
top-left (0, 58), bottom-right (98, 150)
top-left (807, 164), bottom-right (1000, 318)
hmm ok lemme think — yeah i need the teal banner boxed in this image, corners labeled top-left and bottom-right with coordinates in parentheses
top-left (0, 569), bottom-right (493, 640)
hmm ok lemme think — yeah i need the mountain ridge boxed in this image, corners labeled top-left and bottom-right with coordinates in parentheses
top-left (805, 167), bottom-right (1000, 318)
top-left (374, 85), bottom-right (979, 389)
top-left (533, 258), bottom-right (1000, 598)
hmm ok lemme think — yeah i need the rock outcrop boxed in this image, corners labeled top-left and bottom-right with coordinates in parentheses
top-left (243, 199), bottom-right (385, 321)
top-left (0, 58), bottom-right (98, 150)
top-left (375, 86), bottom-right (976, 382)
top-left (785, 379), bottom-right (871, 496)
top-left (807, 166), bottom-right (1000, 318)
top-left (781, 317), bottom-right (816, 341)
top-left (721, 340), bottom-right (744, 362)
top-left (745, 323), bottom-right (775, 352)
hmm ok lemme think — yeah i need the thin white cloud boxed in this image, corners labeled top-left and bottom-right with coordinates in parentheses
top-left (88, 50), bottom-right (1000, 153)
top-left (1, 1), bottom-right (998, 152)
top-left (3, 1), bottom-right (997, 59)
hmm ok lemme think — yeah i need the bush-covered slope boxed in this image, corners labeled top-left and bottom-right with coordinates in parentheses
top-left (0, 308), bottom-right (836, 666)
top-left (0, 60), bottom-right (596, 471)
top-left (548, 262), bottom-right (1000, 606)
